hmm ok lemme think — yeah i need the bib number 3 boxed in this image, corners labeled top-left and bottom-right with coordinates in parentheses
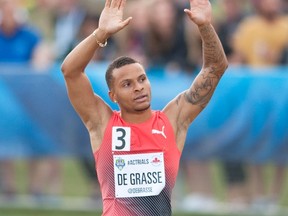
top-left (112, 127), bottom-right (131, 151)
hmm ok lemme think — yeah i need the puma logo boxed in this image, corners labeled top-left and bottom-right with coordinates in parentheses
top-left (152, 126), bottom-right (167, 139)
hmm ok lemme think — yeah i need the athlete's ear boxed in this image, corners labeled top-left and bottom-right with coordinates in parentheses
top-left (108, 91), bottom-right (117, 103)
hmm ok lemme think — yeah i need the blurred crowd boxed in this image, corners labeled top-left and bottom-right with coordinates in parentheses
top-left (1, 0), bottom-right (288, 68)
top-left (0, 0), bottom-right (288, 214)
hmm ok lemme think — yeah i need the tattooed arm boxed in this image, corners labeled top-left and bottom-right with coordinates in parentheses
top-left (163, 0), bottom-right (228, 151)
top-left (184, 24), bottom-right (228, 110)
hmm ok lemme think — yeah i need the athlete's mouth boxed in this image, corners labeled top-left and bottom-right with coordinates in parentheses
top-left (134, 94), bottom-right (148, 101)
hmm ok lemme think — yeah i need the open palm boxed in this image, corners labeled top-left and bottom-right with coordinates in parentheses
top-left (98, 0), bottom-right (132, 37)
top-left (184, 0), bottom-right (212, 26)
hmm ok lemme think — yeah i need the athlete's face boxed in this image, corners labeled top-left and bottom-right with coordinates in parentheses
top-left (109, 63), bottom-right (151, 113)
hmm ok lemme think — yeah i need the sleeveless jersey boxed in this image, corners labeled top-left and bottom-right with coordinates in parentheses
top-left (94, 111), bottom-right (181, 216)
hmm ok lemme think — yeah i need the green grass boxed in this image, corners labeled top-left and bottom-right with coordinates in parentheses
top-left (2, 159), bottom-right (288, 216)
top-left (61, 158), bottom-right (92, 197)
top-left (13, 158), bottom-right (91, 197)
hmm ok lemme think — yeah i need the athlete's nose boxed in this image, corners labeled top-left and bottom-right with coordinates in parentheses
top-left (134, 81), bottom-right (144, 92)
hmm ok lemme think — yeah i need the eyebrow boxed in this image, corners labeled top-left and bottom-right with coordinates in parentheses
top-left (119, 73), bottom-right (146, 84)
top-left (138, 74), bottom-right (146, 78)
top-left (120, 79), bottom-right (131, 85)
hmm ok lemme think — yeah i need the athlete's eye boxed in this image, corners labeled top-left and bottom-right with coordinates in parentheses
top-left (139, 76), bottom-right (146, 82)
top-left (123, 82), bottom-right (130, 87)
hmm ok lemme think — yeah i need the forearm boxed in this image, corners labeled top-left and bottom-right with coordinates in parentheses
top-left (184, 24), bottom-right (228, 109)
top-left (198, 24), bottom-right (228, 75)
top-left (61, 29), bottom-right (109, 77)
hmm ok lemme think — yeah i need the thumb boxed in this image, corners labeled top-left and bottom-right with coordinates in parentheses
top-left (184, 9), bottom-right (192, 18)
top-left (120, 17), bottom-right (132, 29)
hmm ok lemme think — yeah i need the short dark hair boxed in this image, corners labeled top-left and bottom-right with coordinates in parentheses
top-left (105, 56), bottom-right (139, 90)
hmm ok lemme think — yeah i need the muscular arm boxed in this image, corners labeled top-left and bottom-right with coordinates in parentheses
top-left (164, 0), bottom-right (228, 151)
top-left (61, 29), bottom-right (111, 131)
top-left (61, 0), bottom-right (132, 150)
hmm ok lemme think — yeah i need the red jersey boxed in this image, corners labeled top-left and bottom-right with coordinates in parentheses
top-left (94, 111), bottom-right (181, 216)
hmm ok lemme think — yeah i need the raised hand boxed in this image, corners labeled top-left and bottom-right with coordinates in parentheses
top-left (184, 0), bottom-right (212, 26)
top-left (98, 0), bottom-right (132, 38)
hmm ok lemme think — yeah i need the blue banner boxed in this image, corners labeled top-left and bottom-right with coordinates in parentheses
top-left (0, 64), bottom-right (288, 164)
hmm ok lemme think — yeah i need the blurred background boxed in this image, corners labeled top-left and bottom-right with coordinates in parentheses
top-left (0, 0), bottom-right (288, 215)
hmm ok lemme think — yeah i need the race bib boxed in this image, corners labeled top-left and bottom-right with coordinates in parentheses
top-left (113, 152), bottom-right (165, 198)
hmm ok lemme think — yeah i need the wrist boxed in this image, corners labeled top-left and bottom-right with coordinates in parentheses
top-left (198, 23), bottom-right (211, 29)
top-left (92, 28), bottom-right (109, 47)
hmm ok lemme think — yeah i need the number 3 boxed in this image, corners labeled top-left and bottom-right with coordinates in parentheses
top-left (112, 127), bottom-right (131, 151)
top-left (115, 128), bottom-right (126, 150)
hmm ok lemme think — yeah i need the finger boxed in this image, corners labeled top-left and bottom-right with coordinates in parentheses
top-left (105, 0), bottom-right (111, 8)
top-left (184, 9), bottom-right (192, 16)
top-left (120, 17), bottom-right (132, 29)
top-left (184, 9), bottom-right (194, 20)
top-left (119, 0), bottom-right (126, 10)
top-left (111, 0), bottom-right (120, 8)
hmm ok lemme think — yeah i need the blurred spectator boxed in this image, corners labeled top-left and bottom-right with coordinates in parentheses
top-left (144, 0), bottom-right (192, 73)
top-left (217, 0), bottom-right (248, 64)
top-left (28, 0), bottom-right (57, 70)
top-left (232, 0), bottom-right (288, 211)
top-left (233, 0), bottom-right (288, 66)
top-left (116, 0), bottom-right (150, 66)
top-left (28, 0), bottom-right (58, 42)
top-left (54, 0), bottom-right (86, 61)
top-left (0, 0), bottom-right (40, 63)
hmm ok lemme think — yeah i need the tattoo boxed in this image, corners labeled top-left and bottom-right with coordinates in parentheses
top-left (199, 24), bottom-right (228, 76)
top-left (185, 24), bottom-right (227, 109)
top-left (184, 69), bottom-right (218, 108)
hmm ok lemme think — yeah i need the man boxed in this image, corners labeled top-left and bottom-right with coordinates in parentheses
top-left (61, 0), bottom-right (228, 215)
top-left (233, 0), bottom-right (288, 66)
top-left (0, 0), bottom-right (40, 62)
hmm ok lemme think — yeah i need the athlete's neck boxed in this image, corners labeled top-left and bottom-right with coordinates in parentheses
top-left (120, 109), bottom-right (153, 124)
